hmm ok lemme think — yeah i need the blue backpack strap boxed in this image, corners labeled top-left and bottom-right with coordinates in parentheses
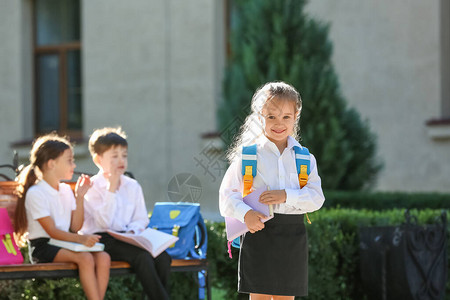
top-left (242, 144), bottom-right (257, 197)
top-left (294, 146), bottom-right (313, 224)
top-left (198, 270), bottom-right (206, 299)
top-left (294, 146), bottom-right (310, 188)
top-left (241, 144), bottom-right (257, 176)
top-left (293, 145), bottom-right (310, 175)
top-left (227, 145), bottom-right (257, 258)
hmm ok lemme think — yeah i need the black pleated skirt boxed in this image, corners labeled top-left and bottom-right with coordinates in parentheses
top-left (238, 213), bottom-right (308, 297)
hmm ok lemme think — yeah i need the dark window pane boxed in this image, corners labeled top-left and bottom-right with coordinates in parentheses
top-left (67, 50), bottom-right (82, 130)
top-left (35, 0), bottom-right (80, 46)
top-left (37, 54), bottom-right (59, 132)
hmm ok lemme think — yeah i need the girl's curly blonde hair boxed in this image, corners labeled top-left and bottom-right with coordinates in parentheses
top-left (226, 81), bottom-right (302, 162)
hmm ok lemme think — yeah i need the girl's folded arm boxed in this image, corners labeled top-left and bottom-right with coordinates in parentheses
top-left (38, 216), bottom-right (100, 247)
top-left (219, 158), bottom-right (253, 223)
top-left (284, 153), bottom-right (325, 213)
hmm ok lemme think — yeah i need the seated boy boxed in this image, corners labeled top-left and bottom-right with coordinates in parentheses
top-left (80, 127), bottom-right (171, 300)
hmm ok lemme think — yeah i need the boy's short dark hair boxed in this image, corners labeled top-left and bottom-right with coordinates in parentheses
top-left (89, 127), bottom-right (128, 156)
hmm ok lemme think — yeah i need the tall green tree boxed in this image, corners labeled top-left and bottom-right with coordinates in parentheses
top-left (219, 0), bottom-right (381, 190)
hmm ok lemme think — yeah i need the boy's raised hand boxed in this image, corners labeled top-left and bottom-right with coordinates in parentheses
top-left (244, 210), bottom-right (267, 233)
top-left (75, 174), bottom-right (92, 200)
top-left (104, 166), bottom-right (121, 193)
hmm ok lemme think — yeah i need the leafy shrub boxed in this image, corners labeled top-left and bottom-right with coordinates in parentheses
top-left (2, 209), bottom-right (447, 299)
top-left (324, 190), bottom-right (450, 210)
top-left (205, 208), bottom-right (449, 300)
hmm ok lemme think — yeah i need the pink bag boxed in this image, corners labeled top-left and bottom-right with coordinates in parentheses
top-left (0, 207), bottom-right (23, 264)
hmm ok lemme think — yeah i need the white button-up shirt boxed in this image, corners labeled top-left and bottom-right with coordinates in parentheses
top-left (26, 180), bottom-right (76, 240)
top-left (219, 135), bottom-right (325, 223)
top-left (80, 172), bottom-right (149, 235)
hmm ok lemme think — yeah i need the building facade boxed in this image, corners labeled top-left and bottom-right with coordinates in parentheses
top-left (305, 0), bottom-right (450, 192)
top-left (0, 0), bottom-right (227, 220)
top-left (0, 1), bottom-right (449, 221)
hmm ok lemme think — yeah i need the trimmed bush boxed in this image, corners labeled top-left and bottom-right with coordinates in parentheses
top-left (1, 209), bottom-right (447, 299)
top-left (0, 248), bottom-right (197, 300)
top-left (206, 208), bottom-right (449, 300)
top-left (323, 191), bottom-right (450, 210)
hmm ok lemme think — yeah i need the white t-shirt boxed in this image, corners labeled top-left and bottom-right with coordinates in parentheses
top-left (79, 172), bottom-right (149, 235)
top-left (219, 135), bottom-right (325, 223)
top-left (25, 180), bottom-right (76, 240)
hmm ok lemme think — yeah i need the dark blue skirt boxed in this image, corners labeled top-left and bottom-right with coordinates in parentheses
top-left (238, 213), bottom-right (308, 296)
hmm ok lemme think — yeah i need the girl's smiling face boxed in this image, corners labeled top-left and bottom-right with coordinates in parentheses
top-left (261, 97), bottom-right (298, 149)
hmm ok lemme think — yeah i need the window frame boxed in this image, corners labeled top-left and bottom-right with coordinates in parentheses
top-left (441, 0), bottom-right (450, 118)
top-left (32, 0), bottom-right (82, 138)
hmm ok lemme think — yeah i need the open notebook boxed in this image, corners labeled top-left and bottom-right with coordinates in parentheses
top-left (107, 228), bottom-right (179, 258)
top-left (48, 239), bottom-right (105, 252)
top-left (225, 186), bottom-right (273, 241)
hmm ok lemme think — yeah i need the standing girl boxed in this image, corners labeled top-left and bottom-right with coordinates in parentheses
top-left (219, 82), bottom-right (325, 299)
top-left (14, 134), bottom-right (110, 300)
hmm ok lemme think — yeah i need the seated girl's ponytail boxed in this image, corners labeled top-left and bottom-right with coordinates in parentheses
top-left (14, 164), bottom-right (38, 241)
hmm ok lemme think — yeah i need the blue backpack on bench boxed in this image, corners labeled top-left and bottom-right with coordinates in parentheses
top-left (148, 202), bottom-right (207, 260)
top-left (149, 202), bottom-right (208, 299)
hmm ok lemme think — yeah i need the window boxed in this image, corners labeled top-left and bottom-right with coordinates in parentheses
top-left (225, 0), bottom-right (232, 58)
top-left (425, 0), bottom-right (450, 138)
top-left (33, 0), bottom-right (82, 137)
top-left (441, 0), bottom-right (450, 119)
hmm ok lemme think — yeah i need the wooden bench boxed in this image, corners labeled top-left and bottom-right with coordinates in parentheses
top-left (0, 260), bottom-right (210, 299)
top-left (0, 259), bottom-right (209, 279)
top-left (0, 181), bottom-right (211, 299)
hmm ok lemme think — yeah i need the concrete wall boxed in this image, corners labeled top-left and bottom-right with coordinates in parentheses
top-left (0, 0), bottom-right (32, 170)
top-left (306, 0), bottom-right (450, 192)
top-left (1, 0), bottom-right (449, 224)
top-left (0, 0), bottom-right (225, 220)
top-left (82, 0), bottom-right (225, 219)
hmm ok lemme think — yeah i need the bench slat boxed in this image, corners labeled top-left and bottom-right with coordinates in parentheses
top-left (0, 261), bottom-right (132, 272)
top-left (0, 259), bottom-right (208, 280)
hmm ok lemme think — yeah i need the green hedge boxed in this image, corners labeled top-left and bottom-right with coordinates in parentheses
top-left (1, 208), bottom-right (448, 299)
top-left (206, 208), bottom-right (449, 300)
top-left (0, 247), bottom-right (199, 300)
top-left (0, 259), bottom-right (202, 300)
top-left (323, 190), bottom-right (450, 210)
top-left (0, 276), bottom-right (145, 300)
